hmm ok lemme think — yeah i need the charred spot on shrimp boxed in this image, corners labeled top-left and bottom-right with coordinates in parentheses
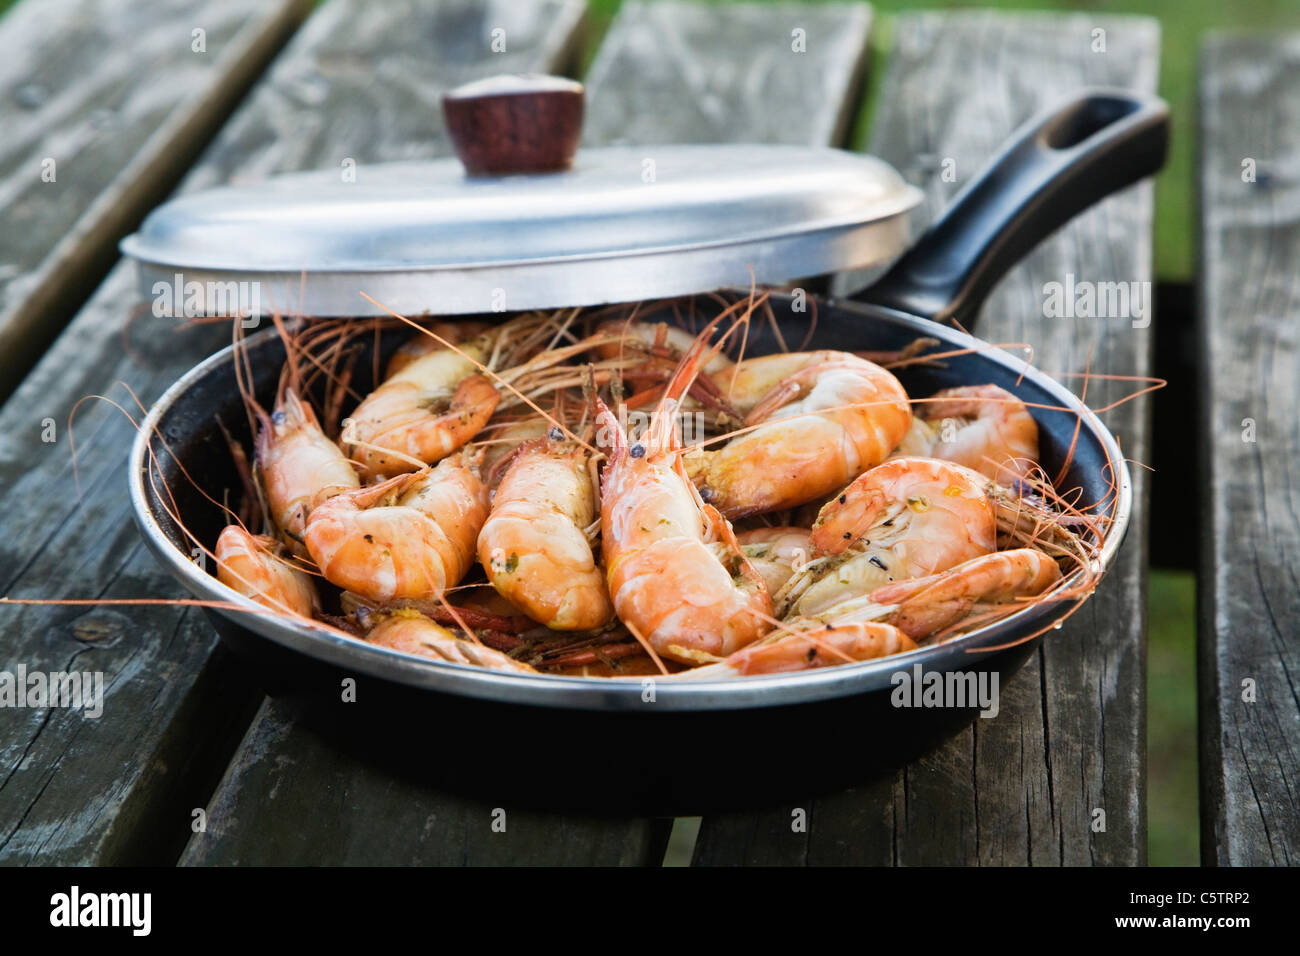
top-left (488, 550), bottom-right (520, 574)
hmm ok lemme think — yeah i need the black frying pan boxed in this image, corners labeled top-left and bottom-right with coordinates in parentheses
top-left (128, 90), bottom-right (1167, 812)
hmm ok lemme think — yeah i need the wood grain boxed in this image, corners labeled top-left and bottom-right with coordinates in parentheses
top-left (694, 12), bottom-right (1158, 866)
top-left (0, 0), bottom-right (589, 865)
top-left (1197, 34), bottom-right (1300, 866)
top-left (583, 0), bottom-right (871, 149)
top-left (182, 698), bottom-right (669, 866)
top-left (0, 0), bottom-right (310, 399)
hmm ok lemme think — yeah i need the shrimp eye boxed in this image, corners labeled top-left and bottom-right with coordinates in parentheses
top-left (271, 410), bottom-right (287, 425)
top-left (548, 426), bottom-right (565, 441)
top-left (630, 443), bottom-right (646, 459)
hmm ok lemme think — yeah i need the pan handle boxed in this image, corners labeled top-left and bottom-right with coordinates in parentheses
top-left (852, 89), bottom-right (1169, 328)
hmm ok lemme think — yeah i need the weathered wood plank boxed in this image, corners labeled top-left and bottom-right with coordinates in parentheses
top-left (583, 0), bottom-right (871, 148)
top-left (694, 12), bottom-right (1158, 866)
top-left (182, 698), bottom-right (669, 866)
top-left (1197, 35), bottom-right (1300, 866)
top-left (0, 0), bottom-right (310, 400)
top-left (0, 0), bottom-right (590, 865)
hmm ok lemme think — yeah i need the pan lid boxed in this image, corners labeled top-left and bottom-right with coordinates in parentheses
top-left (121, 78), bottom-right (923, 317)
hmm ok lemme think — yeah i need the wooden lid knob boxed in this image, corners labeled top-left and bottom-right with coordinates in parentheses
top-left (442, 74), bottom-right (585, 175)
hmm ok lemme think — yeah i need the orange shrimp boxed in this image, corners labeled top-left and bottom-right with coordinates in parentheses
top-left (594, 319), bottom-right (736, 376)
top-left (895, 385), bottom-right (1039, 485)
top-left (344, 338), bottom-right (500, 480)
top-left (866, 547), bottom-right (1062, 640)
top-left (480, 416), bottom-right (551, 479)
top-left (366, 609), bottom-right (536, 673)
top-left (385, 321), bottom-right (490, 379)
top-left (686, 351), bottom-right (912, 518)
top-left (672, 620), bottom-right (916, 679)
top-left (597, 384), bottom-right (773, 665)
top-left (477, 435), bottom-right (614, 631)
top-left (781, 457), bottom-right (996, 617)
top-left (303, 452), bottom-right (489, 602)
top-left (593, 319), bottom-right (744, 422)
top-left (214, 525), bottom-right (319, 618)
top-left (257, 386), bottom-right (360, 555)
top-left (735, 526), bottom-right (812, 595)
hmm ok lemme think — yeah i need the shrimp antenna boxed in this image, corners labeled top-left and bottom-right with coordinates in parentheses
top-left (359, 292), bottom-right (598, 456)
top-left (652, 286), bottom-right (768, 430)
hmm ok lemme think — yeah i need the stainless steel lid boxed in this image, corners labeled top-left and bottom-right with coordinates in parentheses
top-left (121, 144), bottom-right (924, 317)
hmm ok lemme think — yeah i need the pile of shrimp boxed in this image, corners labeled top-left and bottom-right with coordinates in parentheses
top-left (208, 292), bottom-right (1113, 681)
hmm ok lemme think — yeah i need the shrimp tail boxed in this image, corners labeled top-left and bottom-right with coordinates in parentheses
top-left (331, 468), bottom-right (427, 512)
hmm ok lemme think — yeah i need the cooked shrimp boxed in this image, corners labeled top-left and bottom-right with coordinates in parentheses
top-left (366, 609), bottom-right (536, 673)
top-left (385, 321), bottom-right (490, 379)
top-left (685, 351), bottom-right (912, 518)
top-left (735, 526), bottom-right (812, 594)
top-left (480, 416), bottom-right (551, 479)
top-left (897, 385), bottom-right (1038, 484)
top-left (257, 386), bottom-right (359, 555)
top-left (868, 547), bottom-right (1062, 639)
top-left (597, 383), bottom-right (773, 665)
top-left (594, 319), bottom-right (735, 374)
top-left (593, 319), bottom-right (743, 423)
top-left (303, 452), bottom-right (490, 602)
top-left (818, 548), bottom-right (1063, 641)
top-left (215, 525), bottom-right (319, 618)
top-left (671, 620), bottom-right (916, 679)
top-left (477, 435), bottom-right (614, 630)
top-left (781, 457), bottom-right (995, 616)
top-left (344, 338), bottom-right (500, 479)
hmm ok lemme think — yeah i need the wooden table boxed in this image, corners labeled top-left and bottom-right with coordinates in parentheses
top-left (1198, 35), bottom-right (1300, 866)
top-left (0, 0), bottom-right (1179, 865)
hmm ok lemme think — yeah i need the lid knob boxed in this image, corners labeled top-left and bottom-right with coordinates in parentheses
top-left (442, 74), bottom-right (584, 176)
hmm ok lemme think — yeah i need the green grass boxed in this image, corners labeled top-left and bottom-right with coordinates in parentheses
top-left (1146, 569), bottom-right (1198, 864)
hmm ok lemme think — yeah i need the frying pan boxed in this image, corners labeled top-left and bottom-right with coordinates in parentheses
top-left (127, 90), bottom-right (1167, 811)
